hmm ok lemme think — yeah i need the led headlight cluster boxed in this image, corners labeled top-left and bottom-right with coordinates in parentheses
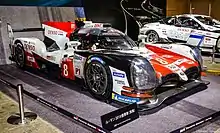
top-left (130, 57), bottom-right (158, 90)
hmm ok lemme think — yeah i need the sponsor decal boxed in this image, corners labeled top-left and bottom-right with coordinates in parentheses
top-left (177, 28), bottom-right (189, 32)
top-left (27, 56), bottom-right (35, 62)
top-left (166, 64), bottom-right (179, 71)
top-left (48, 30), bottom-right (63, 35)
top-left (94, 23), bottom-right (102, 27)
top-left (126, 8), bottom-right (142, 11)
top-left (166, 63), bottom-right (188, 81)
top-left (24, 43), bottom-right (35, 51)
top-left (115, 79), bottom-right (125, 85)
top-left (75, 67), bottom-right (80, 75)
top-left (112, 93), bottom-right (140, 104)
top-left (74, 55), bottom-right (82, 61)
top-left (113, 72), bottom-right (125, 78)
top-left (174, 58), bottom-right (194, 65)
top-left (102, 32), bottom-right (120, 36)
top-left (87, 57), bottom-right (105, 64)
top-left (84, 23), bottom-right (103, 28)
top-left (162, 55), bottom-right (173, 58)
top-left (161, 44), bottom-right (172, 49)
top-left (155, 57), bottom-right (168, 65)
top-left (101, 103), bottom-right (139, 131)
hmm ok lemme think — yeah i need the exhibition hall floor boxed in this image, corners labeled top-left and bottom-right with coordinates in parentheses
top-left (0, 64), bottom-right (220, 133)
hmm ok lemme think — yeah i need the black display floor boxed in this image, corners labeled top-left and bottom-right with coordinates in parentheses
top-left (0, 64), bottom-right (220, 133)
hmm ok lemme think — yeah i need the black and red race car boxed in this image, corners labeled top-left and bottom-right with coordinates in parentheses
top-left (7, 20), bottom-right (209, 109)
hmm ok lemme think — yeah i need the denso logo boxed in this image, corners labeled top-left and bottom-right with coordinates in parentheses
top-left (48, 30), bottom-right (63, 35)
top-left (113, 72), bottom-right (125, 78)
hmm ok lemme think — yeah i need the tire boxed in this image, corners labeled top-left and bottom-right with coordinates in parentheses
top-left (85, 61), bottom-right (112, 100)
top-left (145, 30), bottom-right (159, 43)
top-left (14, 43), bottom-right (26, 69)
top-left (215, 37), bottom-right (220, 53)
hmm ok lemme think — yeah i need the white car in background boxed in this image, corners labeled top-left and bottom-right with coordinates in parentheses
top-left (139, 14), bottom-right (220, 52)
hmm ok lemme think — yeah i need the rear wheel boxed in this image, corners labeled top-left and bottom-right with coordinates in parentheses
top-left (85, 61), bottom-right (112, 100)
top-left (145, 30), bottom-right (159, 43)
top-left (14, 43), bottom-right (26, 69)
top-left (215, 37), bottom-right (220, 53)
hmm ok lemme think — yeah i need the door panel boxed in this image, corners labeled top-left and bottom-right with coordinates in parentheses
top-left (166, 26), bottom-right (191, 41)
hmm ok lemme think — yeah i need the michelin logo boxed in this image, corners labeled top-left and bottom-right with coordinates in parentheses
top-left (113, 72), bottom-right (125, 78)
top-left (112, 93), bottom-right (140, 104)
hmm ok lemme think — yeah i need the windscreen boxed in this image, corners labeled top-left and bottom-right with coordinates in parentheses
top-left (195, 16), bottom-right (220, 26)
top-left (98, 34), bottom-right (137, 50)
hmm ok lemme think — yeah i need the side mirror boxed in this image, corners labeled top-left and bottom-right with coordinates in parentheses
top-left (66, 41), bottom-right (81, 50)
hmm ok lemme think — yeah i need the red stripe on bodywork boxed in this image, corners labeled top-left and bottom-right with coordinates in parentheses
top-left (145, 44), bottom-right (199, 77)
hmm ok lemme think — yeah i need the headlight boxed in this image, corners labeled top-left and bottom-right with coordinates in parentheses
top-left (190, 47), bottom-right (203, 67)
top-left (130, 57), bottom-right (158, 90)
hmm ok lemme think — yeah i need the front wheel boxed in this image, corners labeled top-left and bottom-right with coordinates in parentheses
top-left (14, 43), bottom-right (26, 69)
top-left (85, 61), bottom-right (112, 100)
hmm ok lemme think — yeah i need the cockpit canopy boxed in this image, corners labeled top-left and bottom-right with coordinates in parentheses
top-left (69, 27), bottom-right (137, 50)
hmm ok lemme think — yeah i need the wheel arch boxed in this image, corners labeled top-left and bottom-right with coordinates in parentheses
top-left (83, 55), bottom-right (115, 100)
top-left (11, 39), bottom-right (24, 56)
top-left (83, 55), bottom-right (115, 77)
top-left (14, 39), bottom-right (23, 46)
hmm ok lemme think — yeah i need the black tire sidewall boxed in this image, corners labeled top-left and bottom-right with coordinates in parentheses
top-left (14, 43), bottom-right (26, 69)
top-left (85, 61), bottom-right (113, 100)
top-left (215, 37), bottom-right (220, 53)
top-left (145, 30), bottom-right (159, 42)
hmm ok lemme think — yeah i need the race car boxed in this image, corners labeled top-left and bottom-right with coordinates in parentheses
top-left (139, 14), bottom-right (220, 52)
top-left (7, 21), bottom-right (208, 109)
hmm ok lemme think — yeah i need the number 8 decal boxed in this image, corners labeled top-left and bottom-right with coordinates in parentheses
top-left (63, 64), bottom-right (68, 77)
top-left (61, 59), bottom-right (74, 80)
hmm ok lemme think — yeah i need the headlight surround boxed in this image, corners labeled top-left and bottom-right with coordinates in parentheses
top-left (130, 57), bottom-right (158, 90)
top-left (190, 47), bottom-right (203, 68)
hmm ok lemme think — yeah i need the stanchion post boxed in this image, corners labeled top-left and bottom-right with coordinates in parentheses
top-left (212, 45), bottom-right (215, 64)
top-left (6, 83), bottom-right (37, 125)
top-left (17, 84), bottom-right (25, 124)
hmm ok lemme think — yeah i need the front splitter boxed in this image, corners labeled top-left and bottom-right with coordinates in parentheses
top-left (137, 80), bottom-right (210, 112)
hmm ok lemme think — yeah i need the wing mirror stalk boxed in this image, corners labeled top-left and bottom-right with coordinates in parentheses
top-left (66, 41), bottom-right (81, 50)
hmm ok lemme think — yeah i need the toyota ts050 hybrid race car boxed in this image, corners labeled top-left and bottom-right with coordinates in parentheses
top-left (7, 21), bottom-right (209, 109)
top-left (139, 14), bottom-right (220, 52)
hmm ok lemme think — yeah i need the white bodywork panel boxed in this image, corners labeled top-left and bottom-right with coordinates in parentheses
top-left (73, 53), bottom-right (87, 78)
top-left (109, 66), bottom-right (130, 95)
top-left (42, 24), bottom-right (69, 50)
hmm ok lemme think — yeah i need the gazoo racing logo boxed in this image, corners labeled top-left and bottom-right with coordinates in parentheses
top-left (113, 72), bottom-right (125, 78)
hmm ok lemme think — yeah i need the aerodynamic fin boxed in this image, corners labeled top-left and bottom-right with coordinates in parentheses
top-left (7, 23), bottom-right (14, 44)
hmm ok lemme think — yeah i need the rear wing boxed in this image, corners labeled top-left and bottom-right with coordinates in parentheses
top-left (75, 20), bottom-right (112, 28)
top-left (7, 23), bottom-right (44, 43)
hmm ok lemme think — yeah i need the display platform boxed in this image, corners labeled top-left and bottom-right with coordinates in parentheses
top-left (0, 64), bottom-right (220, 133)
